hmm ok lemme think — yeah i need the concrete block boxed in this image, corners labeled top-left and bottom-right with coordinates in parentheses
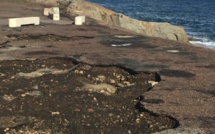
top-left (44, 8), bottom-right (52, 16)
top-left (52, 7), bottom-right (60, 14)
top-left (44, 7), bottom-right (60, 21)
top-left (9, 17), bottom-right (40, 28)
top-left (44, 7), bottom-right (59, 16)
top-left (79, 16), bottom-right (85, 23)
top-left (53, 14), bottom-right (60, 21)
top-left (75, 16), bottom-right (85, 25)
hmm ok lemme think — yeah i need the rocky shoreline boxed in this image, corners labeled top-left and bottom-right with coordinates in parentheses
top-left (0, 0), bottom-right (215, 134)
top-left (66, 0), bottom-right (188, 43)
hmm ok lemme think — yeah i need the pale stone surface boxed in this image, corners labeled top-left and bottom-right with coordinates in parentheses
top-left (44, 7), bottom-right (60, 20)
top-left (75, 16), bottom-right (85, 25)
top-left (52, 14), bottom-right (60, 21)
top-left (52, 7), bottom-right (60, 14)
top-left (148, 81), bottom-right (159, 87)
top-left (8, 17), bottom-right (40, 28)
top-left (44, 8), bottom-right (52, 16)
top-left (79, 15), bottom-right (85, 23)
top-left (67, 0), bottom-right (188, 42)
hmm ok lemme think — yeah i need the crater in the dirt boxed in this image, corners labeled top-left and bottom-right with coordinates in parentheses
top-left (0, 57), bottom-right (179, 133)
top-left (6, 34), bottom-right (95, 42)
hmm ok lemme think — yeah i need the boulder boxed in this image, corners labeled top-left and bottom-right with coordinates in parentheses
top-left (67, 0), bottom-right (188, 42)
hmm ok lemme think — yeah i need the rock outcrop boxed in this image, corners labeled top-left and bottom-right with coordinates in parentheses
top-left (27, 0), bottom-right (188, 42)
top-left (67, 0), bottom-right (188, 42)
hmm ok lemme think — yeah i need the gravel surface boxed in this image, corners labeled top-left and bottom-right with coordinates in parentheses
top-left (0, 58), bottom-right (176, 133)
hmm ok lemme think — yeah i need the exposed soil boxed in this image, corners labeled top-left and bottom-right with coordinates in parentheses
top-left (0, 58), bottom-right (177, 133)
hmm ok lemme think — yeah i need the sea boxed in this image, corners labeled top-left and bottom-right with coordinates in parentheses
top-left (87, 0), bottom-right (215, 49)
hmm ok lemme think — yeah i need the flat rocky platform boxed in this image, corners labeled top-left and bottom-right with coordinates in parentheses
top-left (0, 0), bottom-right (214, 134)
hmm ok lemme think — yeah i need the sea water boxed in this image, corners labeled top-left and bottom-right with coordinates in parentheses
top-left (87, 0), bottom-right (215, 49)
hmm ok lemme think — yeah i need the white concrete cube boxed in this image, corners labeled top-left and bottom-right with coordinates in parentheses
top-left (75, 16), bottom-right (85, 25)
top-left (9, 17), bottom-right (40, 28)
top-left (44, 8), bottom-right (52, 16)
top-left (44, 7), bottom-right (60, 21)
top-left (52, 7), bottom-right (60, 14)
top-left (53, 14), bottom-right (60, 21)
top-left (79, 16), bottom-right (85, 23)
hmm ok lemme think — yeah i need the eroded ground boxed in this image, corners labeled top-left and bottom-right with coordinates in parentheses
top-left (0, 58), bottom-right (177, 133)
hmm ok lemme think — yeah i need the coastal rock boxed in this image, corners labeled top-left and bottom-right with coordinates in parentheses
top-left (67, 0), bottom-right (188, 42)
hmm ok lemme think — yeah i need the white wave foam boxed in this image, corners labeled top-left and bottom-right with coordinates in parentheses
top-left (189, 40), bottom-right (215, 50)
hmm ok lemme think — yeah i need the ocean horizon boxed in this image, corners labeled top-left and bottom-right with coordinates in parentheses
top-left (87, 0), bottom-right (215, 49)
